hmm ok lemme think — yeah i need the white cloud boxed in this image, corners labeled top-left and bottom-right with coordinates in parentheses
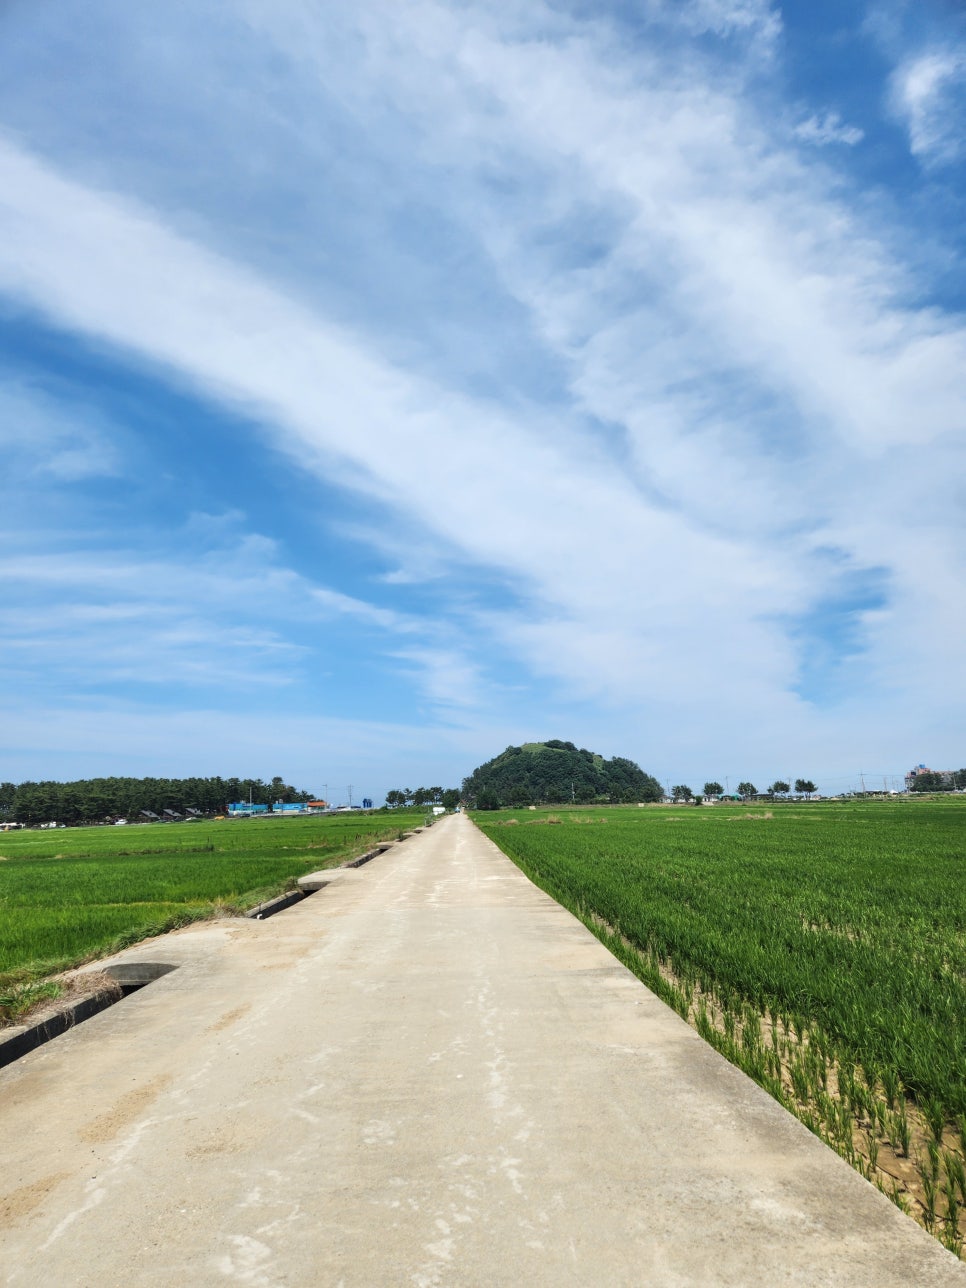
top-left (637, 0), bottom-right (781, 51)
top-left (794, 112), bottom-right (864, 147)
top-left (891, 46), bottom-right (966, 165)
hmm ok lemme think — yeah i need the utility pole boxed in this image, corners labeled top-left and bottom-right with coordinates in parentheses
top-left (347, 785), bottom-right (353, 808)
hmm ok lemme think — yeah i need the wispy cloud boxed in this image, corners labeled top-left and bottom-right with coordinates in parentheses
top-left (794, 111), bottom-right (864, 147)
top-left (0, 521), bottom-right (476, 709)
top-left (891, 45), bottom-right (966, 165)
top-left (0, 383), bottom-right (121, 481)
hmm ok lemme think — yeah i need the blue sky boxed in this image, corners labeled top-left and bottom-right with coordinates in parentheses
top-left (1, 0), bottom-right (964, 802)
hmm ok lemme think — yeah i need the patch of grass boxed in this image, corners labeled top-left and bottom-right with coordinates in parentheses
top-left (0, 979), bottom-right (64, 1025)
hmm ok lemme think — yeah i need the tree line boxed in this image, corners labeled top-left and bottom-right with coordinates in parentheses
top-left (0, 775), bottom-right (314, 826)
top-left (670, 780), bottom-right (818, 802)
top-left (384, 786), bottom-right (460, 809)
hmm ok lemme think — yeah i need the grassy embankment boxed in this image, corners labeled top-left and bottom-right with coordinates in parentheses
top-left (0, 810), bottom-right (425, 1017)
top-left (476, 797), bottom-right (966, 1256)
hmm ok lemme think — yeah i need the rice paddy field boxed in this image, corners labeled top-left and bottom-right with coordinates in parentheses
top-left (0, 811), bottom-right (425, 992)
top-left (476, 797), bottom-right (966, 1254)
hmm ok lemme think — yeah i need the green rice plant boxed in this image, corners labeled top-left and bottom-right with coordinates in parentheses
top-left (816, 1090), bottom-right (836, 1130)
top-left (800, 1110), bottom-right (821, 1137)
top-left (838, 1064), bottom-right (857, 1115)
top-left (762, 1072), bottom-right (788, 1106)
top-left (944, 1175), bottom-right (961, 1243)
top-left (921, 1168), bottom-right (938, 1232)
top-left (695, 999), bottom-right (714, 1043)
top-left (896, 1108), bottom-right (912, 1158)
top-left (945, 1150), bottom-right (966, 1206)
top-left (941, 1228), bottom-right (964, 1259)
top-left (790, 1056), bottom-right (810, 1104)
top-left (867, 1129), bottom-right (880, 1172)
top-left (924, 1096), bottom-right (946, 1145)
top-left (881, 1065), bottom-right (901, 1109)
top-left (889, 1179), bottom-right (912, 1215)
top-left (875, 1099), bottom-right (889, 1136)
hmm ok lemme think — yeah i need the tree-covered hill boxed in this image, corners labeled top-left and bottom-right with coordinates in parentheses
top-left (462, 740), bottom-right (662, 807)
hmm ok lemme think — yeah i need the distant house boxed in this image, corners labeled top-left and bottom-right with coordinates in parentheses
top-left (306, 800), bottom-right (328, 813)
top-left (140, 810), bottom-right (160, 820)
top-left (904, 764), bottom-right (958, 791)
top-left (163, 809), bottom-right (182, 820)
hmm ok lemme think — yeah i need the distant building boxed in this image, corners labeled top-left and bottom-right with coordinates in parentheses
top-left (227, 802), bottom-right (269, 816)
top-left (904, 764), bottom-right (957, 791)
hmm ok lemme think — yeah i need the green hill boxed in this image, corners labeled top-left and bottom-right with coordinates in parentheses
top-left (462, 740), bottom-right (662, 808)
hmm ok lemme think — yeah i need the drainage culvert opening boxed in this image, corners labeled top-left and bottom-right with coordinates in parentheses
top-left (102, 961), bottom-right (179, 996)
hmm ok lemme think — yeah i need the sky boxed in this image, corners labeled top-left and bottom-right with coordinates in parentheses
top-left (0, 0), bottom-right (964, 803)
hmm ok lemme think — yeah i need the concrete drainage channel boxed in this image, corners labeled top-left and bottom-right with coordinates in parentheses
top-left (0, 831), bottom-right (419, 1066)
top-left (246, 835), bottom-right (415, 919)
top-left (0, 962), bottom-right (178, 1071)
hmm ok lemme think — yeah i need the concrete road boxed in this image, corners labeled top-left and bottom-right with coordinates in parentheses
top-left (1, 813), bottom-right (963, 1286)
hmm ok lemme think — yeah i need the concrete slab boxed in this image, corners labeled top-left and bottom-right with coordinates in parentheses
top-left (297, 867), bottom-right (368, 891)
top-left (0, 813), bottom-right (963, 1286)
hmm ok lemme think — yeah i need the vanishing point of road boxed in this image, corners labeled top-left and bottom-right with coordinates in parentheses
top-left (1, 812), bottom-right (963, 1286)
